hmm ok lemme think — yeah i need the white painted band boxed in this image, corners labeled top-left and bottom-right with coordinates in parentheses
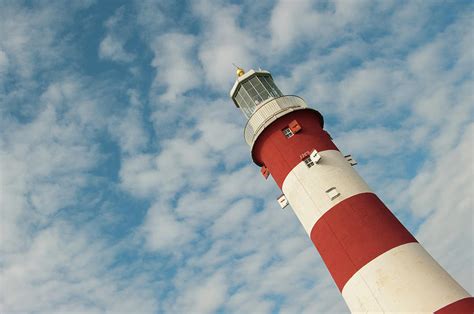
top-left (281, 149), bottom-right (372, 235)
top-left (341, 242), bottom-right (470, 313)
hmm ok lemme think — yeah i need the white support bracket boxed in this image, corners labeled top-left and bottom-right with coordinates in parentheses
top-left (344, 154), bottom-right (357, 166)
top-left (277, 194), bottom-right (289, 209)
top-left (326, 187), bottom-right (341, 201)
top-left (310, 149), bottom-right (322, 164)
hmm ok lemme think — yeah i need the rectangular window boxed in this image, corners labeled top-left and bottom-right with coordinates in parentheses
top-left (235, 93), bottom-right (246, 108)
top-left (303, 156), bottom-right (315, 168)
top-left (245, 80), bottom-right (263, 104)
top-left (282, 127), bottom-right (294, 138)
top-left (260, 77), bottom-right (275, 97)
top-left (238, 87), bottom-right (256, 118)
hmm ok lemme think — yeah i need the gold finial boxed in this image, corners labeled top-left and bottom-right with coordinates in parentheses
top-left (233, 63), bottom-right (245, 77)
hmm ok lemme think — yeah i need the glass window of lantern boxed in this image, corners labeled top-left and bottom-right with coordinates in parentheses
top-left (261, 75), bottom-right (282, 98)
top-left (234, 93), bottom-right (249, 117)
top-left (250, 77), bottom-right (266, 96)
top-left (239, 87), bottom-right (253, 108)
top-left (260, 77), bottom-right (275, 97)
top-left (234, 91), bottom-right (243, 105)
top-left (254, 77), bottom-right (272, 101)
top-left (236, 87), bottom-right (255, 118)
top-left (243, 80), bottom-right (262, 105)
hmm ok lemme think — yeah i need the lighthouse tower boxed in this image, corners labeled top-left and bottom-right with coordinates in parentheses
top-left (229, 68), bottom-right (473, 312)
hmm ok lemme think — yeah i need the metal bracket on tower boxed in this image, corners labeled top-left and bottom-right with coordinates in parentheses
top-left (277, 194), bottom-right (289, 209)
top-left (310, 149), bottom-right (322, 164)
top-left (326, 187), bottom-right (340, 201)
top-left (344, 154), bottom-right (357, 166)
top-left (289, 120), bottom-right (302, 133)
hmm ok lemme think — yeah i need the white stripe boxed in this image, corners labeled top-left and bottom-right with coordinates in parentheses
top-left (342, 242), bottom-right (470, 313)
top-left (281, 149), bottom-right (372, 235)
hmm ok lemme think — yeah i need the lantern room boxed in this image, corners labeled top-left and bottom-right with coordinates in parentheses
top-left (230, 68), bottom-right (283, 119)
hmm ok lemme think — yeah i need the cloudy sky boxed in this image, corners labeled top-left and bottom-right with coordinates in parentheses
top-left (0, 0), bottom-right (473, 313)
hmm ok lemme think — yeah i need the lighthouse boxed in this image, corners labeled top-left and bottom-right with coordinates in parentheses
top-left (229, 68), bottom-right (473, 312)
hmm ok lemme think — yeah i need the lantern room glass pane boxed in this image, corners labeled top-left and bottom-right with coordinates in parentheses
top-left (261, 75), bottom-right (282, 97)
top-left (236, 87), bottom-right (256, 119)
top-left (235, 93), bottom-right (246, 109)
top-left (244, 81), bottom-right (262, 105)
top-left (252, 77), bottom-right (271, 100)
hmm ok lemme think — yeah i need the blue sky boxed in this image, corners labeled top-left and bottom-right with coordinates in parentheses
top-left (0, 0), bottom-right (472, 313)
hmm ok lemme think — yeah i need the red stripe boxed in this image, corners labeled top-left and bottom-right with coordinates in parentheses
top-left (252, 109), bottom-right (338, 188)
top-left (310, 192), bottom-right (417, 291)
top-left (435, 297), bottom-right (474, 313)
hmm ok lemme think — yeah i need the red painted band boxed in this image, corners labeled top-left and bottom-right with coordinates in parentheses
top-left (435, 297), bottom-right (474, 313)
top-left (252, 109), bottom-right (338, 188)
top-left (310, 192), bottom-right (417, 291)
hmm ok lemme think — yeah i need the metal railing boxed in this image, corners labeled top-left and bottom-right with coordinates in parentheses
top-left (244, 95), bottom-right (307, 146)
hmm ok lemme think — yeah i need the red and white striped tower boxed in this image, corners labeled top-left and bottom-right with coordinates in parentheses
top-left (230, 67), bottom-right (473, 313)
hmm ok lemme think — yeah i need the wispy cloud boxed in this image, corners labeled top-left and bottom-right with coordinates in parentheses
top-left (150, 33), bottom-right (200, 102)
top-left (99, 6), bottom-right (135, 63)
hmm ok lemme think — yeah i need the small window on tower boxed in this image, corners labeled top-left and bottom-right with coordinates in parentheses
top-left (282, 127), bottom-right (294, 138)
top-left (303, 156), bottom-right (315, 168)
top-left (326, 187), bottom-right (340, 200)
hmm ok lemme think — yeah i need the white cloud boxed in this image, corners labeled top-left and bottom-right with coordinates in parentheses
top-left (134, 0), bottom-right (167, 37)
top-left (119, 98), bottom-right (250, 202)
top-left (335, 127), bottom-right (410, 159)
top-left (119, 153), bottom-right (160, 198)
top-left (141, 201), bottom-right (195, 252)
top-left (150, 33), bottom-right (200, 102)
top-left (99, 35), bottom-right (134, 62)
top-left (98, 7), bottom-right (135, 63)
top-left (193, 0), bottom-right (258, 91)
top-left (269, 0), bottom-right (390, 52)
top-left (0, 81), bottom-right (100, 252)
top-left (108, 89), bottom-right (148, 154)
top-left (210, 199), bottom-right (253, 237)
top-left (0, 49), bottom-right (8, 75)
top-left (0, 221), bottom-right (158, 313)
top-left (0, 4), bottom-right (56, 79)
top-left (0, 2), bottom-right (94, 80)
top-left (169, 272), bottom-right (228, 314)
top-left (0, 73), bottom-right (160, 312)
top-left (270, 0), bottom-right (323, 51)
